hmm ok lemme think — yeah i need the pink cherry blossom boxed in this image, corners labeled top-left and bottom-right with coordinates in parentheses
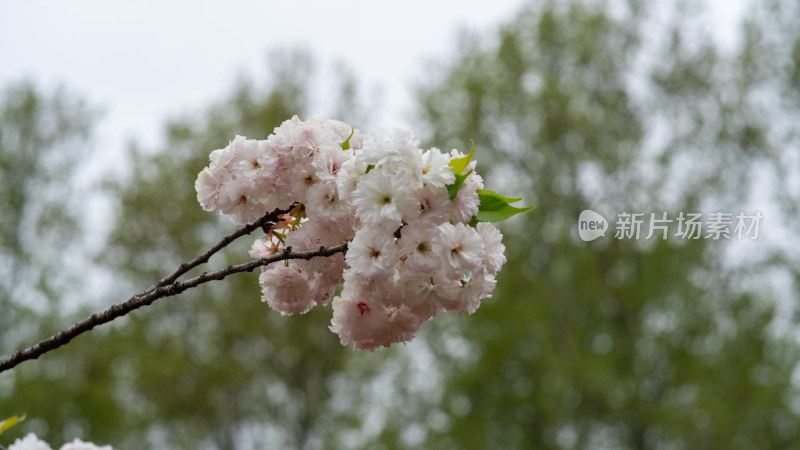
top-left (195, 116), bottom-right (513, 350)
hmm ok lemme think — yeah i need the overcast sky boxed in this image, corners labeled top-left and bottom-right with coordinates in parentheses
top-left (1, 0), bottom-right (746, 160)
top-left (0, 0), bottom-right (530, 158)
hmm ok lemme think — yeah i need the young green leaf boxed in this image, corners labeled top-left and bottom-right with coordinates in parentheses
top-left (341, 127), bottom-right (355, 150)
top-left (0, 414), bottom-right (26, 435)
top-left (475, 190), bottom-right (535, 222)
top-left (446, 169), bottom-right (473, 200)
top-left (476, 189), bottom-right (522, 204)
top-left (448, 140), bottom-right (475, 175)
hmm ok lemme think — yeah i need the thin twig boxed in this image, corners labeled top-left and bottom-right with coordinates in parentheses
top-left (142, 207), bottom-right (290, 295)
top-left (0, 240), bottom-right (347, 373)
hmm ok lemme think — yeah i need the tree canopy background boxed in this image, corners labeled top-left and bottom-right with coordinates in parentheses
top-left (2, 0), bottom-right (800, 449)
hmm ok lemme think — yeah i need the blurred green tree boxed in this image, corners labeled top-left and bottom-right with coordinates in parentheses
top-left (401, 0), bottom-right (800, 449)
top-left (0, 80), bottom-right (96, 352)
top-left (0, 81), bottom-right (106, 445)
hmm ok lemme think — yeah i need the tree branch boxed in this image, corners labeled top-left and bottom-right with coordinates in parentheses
top-left (142, 207), bottom-right (291, 295)
top-left (0, 210), bottom-right (347, 374)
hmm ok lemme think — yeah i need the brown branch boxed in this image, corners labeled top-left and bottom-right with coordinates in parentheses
top-left (142, 207), bottom-right (291, 295)
top-left (0, 237), bottom-right (347, 373)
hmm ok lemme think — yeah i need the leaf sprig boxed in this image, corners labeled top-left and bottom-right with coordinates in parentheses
top-left (445, 140), bottom-right (535, 224)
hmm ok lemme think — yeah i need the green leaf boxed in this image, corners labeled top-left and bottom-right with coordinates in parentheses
top-left (476, 205), bottom-right (535, 223)
top-left (448, 140), bottom-right (475, 175)
top-left (476, 189), bottom-right (522, 204)
top-left (342, 127), bottom-right (355, 150)
top-left (475, 190), bottom-right (535, 223)
top-left (365, 164), bottom-right (375, 174)
top-left (447, 169), bottom-right (473, 200)
top-left (0, 414), bottom-right (26, 435)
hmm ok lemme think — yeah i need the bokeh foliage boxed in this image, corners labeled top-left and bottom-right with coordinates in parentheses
top-left (409, 0), bottom-right (800, 448)
top-left (0, 80), bottom-right (95, 351)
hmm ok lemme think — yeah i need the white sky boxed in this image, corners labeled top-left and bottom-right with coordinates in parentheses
top-left (0, 0), bottom-right (745, 159)
top-left (0, 0), bottom-right (525, 157)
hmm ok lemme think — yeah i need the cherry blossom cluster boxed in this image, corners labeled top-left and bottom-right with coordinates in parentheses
top-left (8, 433), bottom-right (112, 450)
top-left (196, 117), bottom-right (508, 350)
